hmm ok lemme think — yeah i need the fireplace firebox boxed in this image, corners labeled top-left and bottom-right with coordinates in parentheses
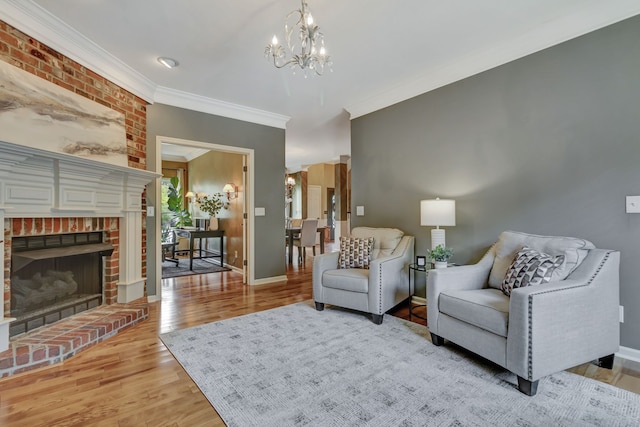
top-left (9, 232), bottom-right (114, 337)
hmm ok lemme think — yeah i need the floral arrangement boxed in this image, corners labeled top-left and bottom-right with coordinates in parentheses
top-left (196, 192), bottom-right (229, 217)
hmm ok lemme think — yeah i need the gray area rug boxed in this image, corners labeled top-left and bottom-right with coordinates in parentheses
top-left (162, 258), bottom-right (230, 279)
top-left (160, 303), bottom-right (640, 426)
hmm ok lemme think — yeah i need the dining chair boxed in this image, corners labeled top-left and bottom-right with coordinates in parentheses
top-left (293, 219), bottom-right (318, 263)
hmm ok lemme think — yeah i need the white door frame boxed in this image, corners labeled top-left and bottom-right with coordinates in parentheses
top-left (151, 136), bottom-right (255, 299)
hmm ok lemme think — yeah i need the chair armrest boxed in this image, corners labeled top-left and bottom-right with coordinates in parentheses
top-left (367, 236), bottom-right (414, 314)
top-left (427, 248), bottom-right (495, 333)
top-left (312, 252), bottom-right (340, 302)
top-left (506, 249), bottom-right (620, 381)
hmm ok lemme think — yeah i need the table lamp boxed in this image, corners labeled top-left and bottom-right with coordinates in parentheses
top-left (420, 198), bottom-right (456, 249)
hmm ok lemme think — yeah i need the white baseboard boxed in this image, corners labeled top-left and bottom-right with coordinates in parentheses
top-left (147, 295), bottom-right (159, 303)
top-left (411, 296), bottom-right (426, 305)
top-left (250, 275), bottom-right (288, 286)
top-left (617, 346), bottom-right (640, 363)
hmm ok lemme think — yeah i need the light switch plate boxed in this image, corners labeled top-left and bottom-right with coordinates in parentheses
top-left (356, 206), bottom-right (364, 216)
top-left (626, 196), bottom-right (640, 213)
top-left (147, 206), bottom-right (154, 217)
top-left (255, 207), bottom-right (266, 216)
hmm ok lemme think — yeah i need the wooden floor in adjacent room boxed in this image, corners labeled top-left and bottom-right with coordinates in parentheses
top-left (1, 248), bottom-right (639, 426)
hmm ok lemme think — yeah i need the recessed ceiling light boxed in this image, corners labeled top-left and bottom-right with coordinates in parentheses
top-left (157, 57), bottom-right (179, 68)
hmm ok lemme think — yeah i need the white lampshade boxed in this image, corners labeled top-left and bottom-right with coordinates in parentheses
top-left (420, 199), bottom-right (456, 227)
top-left (185, 191), bottom-right (195, 199)
top-left (420, 198), bottom-right (456, 250)
top-left (222, 183), bottom-right (235, 193)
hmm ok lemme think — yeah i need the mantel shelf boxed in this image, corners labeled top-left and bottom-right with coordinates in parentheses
top-left (0, 140), bottom-right (160, 218)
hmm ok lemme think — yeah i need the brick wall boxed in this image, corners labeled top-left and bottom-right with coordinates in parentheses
top-left (0, 19), bottom-right (149, 310)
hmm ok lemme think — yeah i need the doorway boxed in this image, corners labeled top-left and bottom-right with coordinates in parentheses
top-left (149, 136), bottom-right (255, 300)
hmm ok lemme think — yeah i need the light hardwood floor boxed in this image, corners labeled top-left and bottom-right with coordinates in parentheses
top-left (0, 250), bottom-right (638, 426)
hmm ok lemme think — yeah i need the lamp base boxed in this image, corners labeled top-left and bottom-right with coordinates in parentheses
top-left (431, 229), bottom-right (446, 250)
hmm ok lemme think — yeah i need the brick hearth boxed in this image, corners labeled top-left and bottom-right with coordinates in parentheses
top-left (0, 302), bottom-right (148, 378)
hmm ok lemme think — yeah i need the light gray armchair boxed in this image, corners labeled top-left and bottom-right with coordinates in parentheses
top-left (313, 227), bottom-right (415, 324)
top-left (427, 231), bottom-right (620, 396)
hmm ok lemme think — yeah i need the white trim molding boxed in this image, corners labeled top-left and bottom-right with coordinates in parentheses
top-left (617, 346), bottom-right (640, 364)
top-left (251, 275), bottom-right (288, 286)
top-left (154, 86), bottom-right (290, 129)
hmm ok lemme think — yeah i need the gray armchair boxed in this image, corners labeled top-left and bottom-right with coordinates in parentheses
top-left (427, 231), bottom-right (620, 396)
top-left (313, 227), bottom-right (415, 324)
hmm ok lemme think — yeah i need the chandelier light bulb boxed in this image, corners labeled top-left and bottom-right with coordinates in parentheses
top-left (265, 0), bottom-right (332, 76)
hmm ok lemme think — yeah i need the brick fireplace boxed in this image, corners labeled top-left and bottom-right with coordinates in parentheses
top-left (6, 220), bottom-right (118, 337)
top-left (0, 140), bottom-right (158, 352)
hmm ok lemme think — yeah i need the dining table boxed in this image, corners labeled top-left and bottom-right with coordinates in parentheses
top-left (285, 226), bottom-right (326, 264)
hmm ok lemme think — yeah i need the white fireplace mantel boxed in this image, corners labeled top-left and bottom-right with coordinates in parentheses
top-left (0, 140), bottom-right (159, 352)
top-left (0, 140), bottom-right (158, 217)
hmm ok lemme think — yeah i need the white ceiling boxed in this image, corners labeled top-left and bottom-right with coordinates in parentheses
top-left (2, 0), bottom-right (639, 171)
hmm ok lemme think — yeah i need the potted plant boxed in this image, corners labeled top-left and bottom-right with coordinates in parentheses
top-left (428, 244), bottom-right (454, 269)
top-left (196, 192), bottom-right (229, 230)
top-left (165, 176), bottom-right (192, 228)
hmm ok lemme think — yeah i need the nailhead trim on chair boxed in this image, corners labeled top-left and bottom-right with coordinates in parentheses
top-left (377, 263), bottom-right (383, 315)
top-left (526, 250), bottom-right (613, 380)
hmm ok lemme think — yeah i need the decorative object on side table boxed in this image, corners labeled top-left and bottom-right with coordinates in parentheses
top-left (428, 244), bottom-right (454, 268)
top-left (420, 198), bottom-right (456, 249)
top-left (196, 192), bottom-right (229, 230)
top-left (416, 255), bottom-right (426, 267)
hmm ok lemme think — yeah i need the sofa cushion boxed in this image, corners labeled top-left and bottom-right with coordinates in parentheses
top-left (322, 269), bottom-right (370, 293)
top-left (501, 247), bottom-right (566, 296)
top-left (338, 236), bottom-right (374, 269)
top-left (351, 227), bottom-right (404, 259)
top-left (488, 230), bottom-right (595, 289)
top-left (439, 289), bottom-right (510, 337)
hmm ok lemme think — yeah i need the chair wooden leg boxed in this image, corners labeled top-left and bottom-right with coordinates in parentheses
top-left (517, 376), bottom-right (539, 396)
top-left (315, 302), bottom-right (324, 311)
top-left (312, 246), bottom-right (316, 256)
top-left (372, 314), bottom-right (384, 325)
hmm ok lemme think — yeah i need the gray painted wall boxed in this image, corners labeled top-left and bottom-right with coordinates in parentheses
top-left (351, 16), bottom-right (640, 349)
top-left (146, 103), bottom-right (286, 288)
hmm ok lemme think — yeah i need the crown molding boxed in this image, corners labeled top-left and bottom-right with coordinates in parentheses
top-left (0, 0), bottom-right (157, 102)
top-left (154, 86), bottom-right (290, 129)
top-left (345, 2), bottom-right (640, 119)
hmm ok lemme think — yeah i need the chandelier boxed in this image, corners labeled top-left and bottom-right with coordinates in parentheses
top-left (265, 0), bottom-right (332, 76)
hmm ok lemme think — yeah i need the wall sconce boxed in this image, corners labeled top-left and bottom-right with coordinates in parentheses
top-left (420, 198), bottom-right (456, 249)
top-left (223, 183), bottom-right (238, 201)
top-left (185, 191), bottom-right (195, 216)
top-left (285, 176), bottom-right (295, 201)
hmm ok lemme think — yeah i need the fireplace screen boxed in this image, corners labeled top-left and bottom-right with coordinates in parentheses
top-left (10, 232), bottom-right (114, 336)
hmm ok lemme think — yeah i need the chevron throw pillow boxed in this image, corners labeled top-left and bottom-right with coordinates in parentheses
top-left (501, 246), bottom-right (566, 296)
